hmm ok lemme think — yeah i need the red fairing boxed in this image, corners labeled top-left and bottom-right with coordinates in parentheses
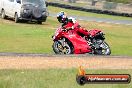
top-left (53, 27), bottom-right (92, 54)
top-left (89, 29), bottom-right (102, 37)
top-left (63, 22), bottom-right (74, 28)
top-left (64, 30), bottom-right (91, 54)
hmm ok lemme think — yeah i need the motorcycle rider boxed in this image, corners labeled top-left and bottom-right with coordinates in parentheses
top-left (57, 11), bottom-right (90, 37)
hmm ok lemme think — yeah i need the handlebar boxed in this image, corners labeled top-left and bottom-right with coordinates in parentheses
top-left (62, 27), bottom-right (72, 32)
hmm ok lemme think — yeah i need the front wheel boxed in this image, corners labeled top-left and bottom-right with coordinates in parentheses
top-left (94, 41), bottom-right (111, 55)
top-left (1, 10), bottom-right (6, 19)
top-left (14, 13), bottom-right (19, 23)
top-left (52, 40), bottom-right (73, 54)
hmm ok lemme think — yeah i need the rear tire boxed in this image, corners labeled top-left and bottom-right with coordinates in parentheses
top-left (94, 41), bottom-right (111, 55)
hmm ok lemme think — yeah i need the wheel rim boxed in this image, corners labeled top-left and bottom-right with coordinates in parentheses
top-left (62, 44), bottom-right (71, 54)
top-left (54, 41), bottom-right (71, 54)
top-left (100, 42), bottom-right (110, 55)
top-left (56, 42), bottom-right (63, 52)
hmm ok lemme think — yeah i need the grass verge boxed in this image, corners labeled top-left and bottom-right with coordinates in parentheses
top-left (0, 69), bottom-right (131, 88)
top-left (0, 17), bottom-right (57, 54)
top-left (0, 16), bottom-right (132, 55)
top-left (48, 6), bottom-right (132, 20)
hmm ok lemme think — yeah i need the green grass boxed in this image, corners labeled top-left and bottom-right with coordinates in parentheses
top-left (48, 6), bottom-right (132, 20)
top-left (0, 17), bottom-right (57, 54)
top-left (0, 16), bottom-right (132, 55)
top-left (0, 69), bottom-right (132, 88)
top-left (106, 0), bottom-right (131, 4)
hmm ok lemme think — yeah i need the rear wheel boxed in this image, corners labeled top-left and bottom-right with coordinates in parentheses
top-left (52, 39), bottom-right (73, 54)
top-left (94, 41), bottom-right (111, 55)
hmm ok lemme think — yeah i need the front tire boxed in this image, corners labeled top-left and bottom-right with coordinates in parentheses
top-left (14, 13), bottom-right (19, 23)
top-left (52, 40), bottom-right (73, 54)
top-left (1, 10), bottom-right (6, 19)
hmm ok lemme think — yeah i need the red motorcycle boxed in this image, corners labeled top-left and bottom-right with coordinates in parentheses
top-left (52, 26), bottom-right (111, 55)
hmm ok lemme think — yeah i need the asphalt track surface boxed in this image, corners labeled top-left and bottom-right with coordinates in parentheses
top-left (0, 52), bottom-right (131, 58)
top-left (50, 13), bottom-right (132, 25)
top-left (0, 53), bottom-right (132, 69)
